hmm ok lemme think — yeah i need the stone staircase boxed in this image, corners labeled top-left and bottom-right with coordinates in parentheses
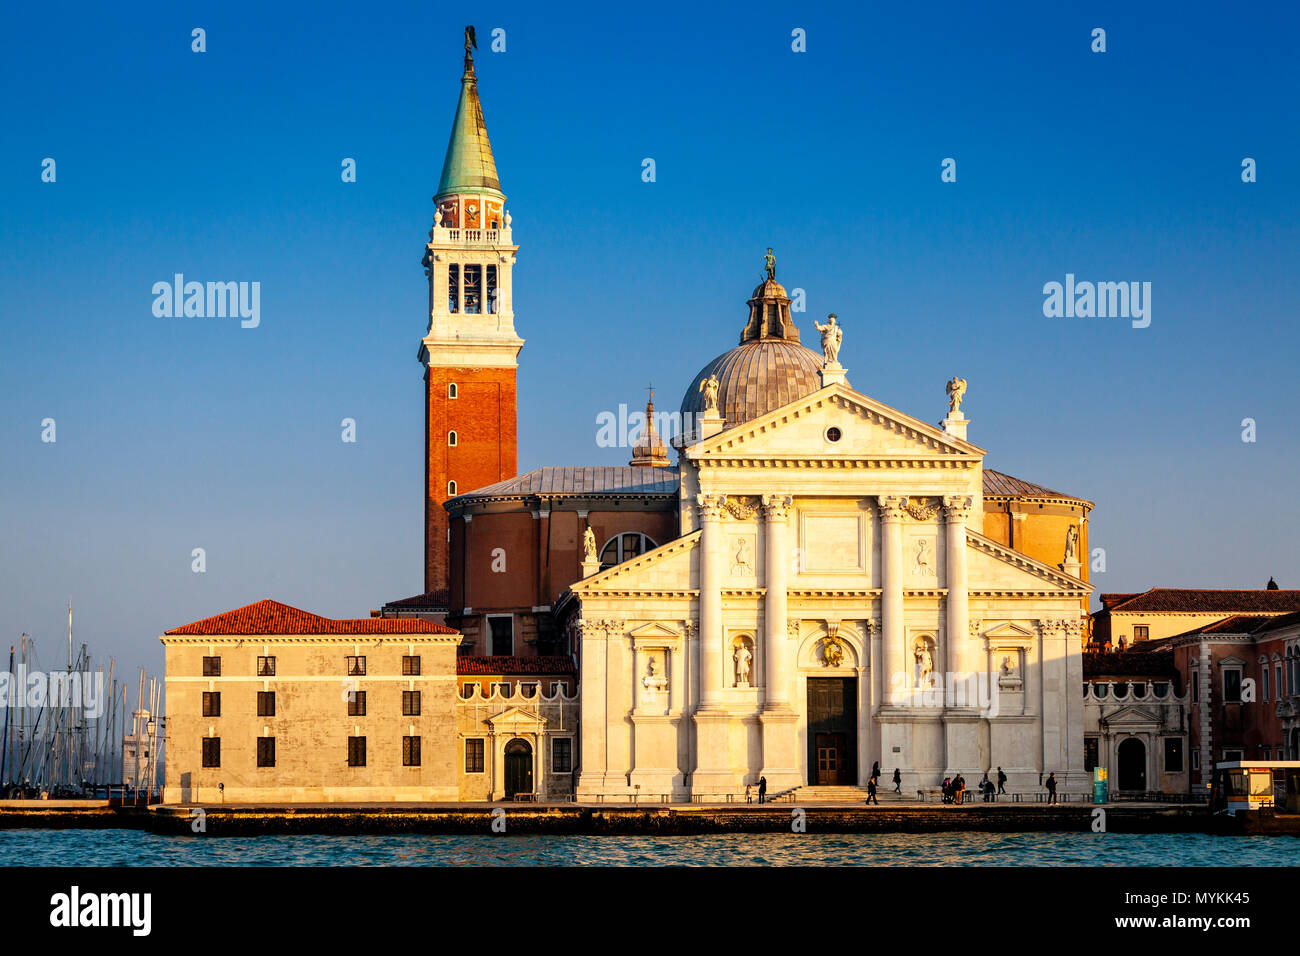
top-left (784, 784), bottom-right (911, 804)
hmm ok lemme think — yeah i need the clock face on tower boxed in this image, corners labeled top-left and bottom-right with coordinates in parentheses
top-left (465, 201), bottom-right (480, 227)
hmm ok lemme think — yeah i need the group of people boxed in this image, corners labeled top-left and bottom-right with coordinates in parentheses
top-left (942, 767), bottom-right (1010, 804)
top-left (863, 763), bottom-right (903, 804)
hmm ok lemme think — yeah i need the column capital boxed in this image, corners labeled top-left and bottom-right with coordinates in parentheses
top-left (877, 495), bottom-right (906, 523)
top-left (942, 495), bottom-right (974, 523)
top-left (761, 494), bottom-right (794, 520)
top-left (696, 493), bottom-right (726, 521)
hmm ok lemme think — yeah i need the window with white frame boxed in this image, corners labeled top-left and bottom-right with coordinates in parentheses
top-left (448, 431), bottom-right (458, 446)
top-left (448, 382), bottom-right (458, 399)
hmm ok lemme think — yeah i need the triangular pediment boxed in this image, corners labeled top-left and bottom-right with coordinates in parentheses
top-left (1100, 704), bottom-right (1163, 726)
top-left (487, 706), bottom-right (547, 729)
top-left (569, 529), bottom-right (700, 594)
top-left (984, 622), bottom-right (1038, 642)
top-left (967, 531), bottom-right (1092, 594)
top-left (628, 622), bottom-right (681, 639)
top-left (686, 383), bottom-right (986, 463)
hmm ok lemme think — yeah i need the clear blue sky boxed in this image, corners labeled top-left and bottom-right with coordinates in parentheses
top-left (2, 0), bottom-right (1298, 681)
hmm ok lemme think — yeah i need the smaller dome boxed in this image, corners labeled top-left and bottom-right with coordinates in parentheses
top-left (680, 340), bottom-right (824, 430)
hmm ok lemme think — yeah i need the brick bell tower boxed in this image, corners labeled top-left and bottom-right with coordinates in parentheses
top-left (420, 27), bottom-right (523, 598)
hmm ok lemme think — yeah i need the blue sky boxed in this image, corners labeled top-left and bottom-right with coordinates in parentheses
top-left (2, 0), bottom-right (1298, 679)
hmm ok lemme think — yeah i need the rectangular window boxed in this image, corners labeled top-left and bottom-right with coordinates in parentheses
top-left (257, 737), bottom-right (276, 768)
top-left (552, 737), bottom-right (573, 774)
top-left (1223, 749), bottom-right (1243, 762)
top-left (402, 655), bottom-right (422, 676)
top-left (1261, 668), bottom-right (1269, 701)
top-left (201, 737), bottom-right (221, 768)
top-left (489, 615), bottom-right (513, 656)
top-left (257, 656), bottom-right (276, 677)
top-left (1192, 750), bottom-right (1201, 771)
top-left (202, 692), bottom-right (221, 717)
top-left (448, 264), bottom-right (459, 313)
top-left (1084, 737), bottom-right (1099, 773)
top-left (403, 736), bottom-right (421, 767)
top-left (402, 690), bottom-right (421, 716)
top-left (1164, 737), bottom-right (1184, 773)
top-left (1224, 669), bottom-right (1242, 703)
top-left (1192, 673), bottom-right (1199, 702)
top-left (348, 736), bottom-right (367, 767)
top-left (519, 682), bottom-right (538, 699)
top-left (1278, 664), bottom-right (1285, 697)
top-left (465, 739), bottom-right (485, 773)
top-left (346, 655), bottom-right (366, 676)
top-left (1133, 625), bottom-right (1149, 642)
top-left (257, 691), bottom-right (276, 717)
top-left (202, 656), bottom-right (221, 677)
top-left (348, 690), bottom-right (367, 716)
top-left (486, 264), bottom-right (498, 313)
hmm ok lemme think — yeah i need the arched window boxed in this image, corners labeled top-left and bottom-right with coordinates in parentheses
top-left (448, 431), bottom-right (458, 446)
top-left (448, 383), bottom-right (458, 399)
top-left (599, 532), bottom-right (656, 570)
top-left (447, 480), bottom-right (457, 496)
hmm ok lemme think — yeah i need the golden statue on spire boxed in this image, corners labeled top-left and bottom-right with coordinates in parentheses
top-left (465, 25), bottom-right (477, 55)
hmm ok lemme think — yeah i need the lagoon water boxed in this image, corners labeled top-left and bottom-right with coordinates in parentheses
top-left (0, 829), bottom-right (1296, 866)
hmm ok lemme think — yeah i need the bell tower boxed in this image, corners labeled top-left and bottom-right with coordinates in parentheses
top-left (421, 26), bottom-right (524, 597)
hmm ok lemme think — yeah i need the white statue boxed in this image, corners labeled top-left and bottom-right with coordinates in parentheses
top-left (914, 538), bottom-right (935, 576)
top-left (812, 314), bottom-right (842, 365)
top-left (1065, 524), bottom-right (1079, 562)
top-left (946, 376), bottom-right (967, 414)
top-left (583, 527), bottom-right (597, 563)
top-left (916, 645), bottom-right (934, 686)
top-left (734, 642), bottom-right (752, 686)
top-left (642, 656), bottom-right (668, 693)
top-left (699, 374), bottom-right (720, 413)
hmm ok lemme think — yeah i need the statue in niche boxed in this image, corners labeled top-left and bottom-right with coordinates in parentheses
top-left (813, 314), bottom-right (842, 365)
top-left (642, 655), bottom-right (668, 694)
top-left (1064, 524), bottom-right (1079, 562)
top-left (999, 652), bottom-right (1023, 689)
top-left (946, 376), bottom-right (967, 415)
top-left (699, 374), bottom-right (720, 413)
top-left (915, 643), bottom-right (934, 687)
top-left (734, 641), bottom-right (752, 687)
top-left (583, 527), bottom-right (597, 563)
top-left (732, 537), bottom-right (753, 576)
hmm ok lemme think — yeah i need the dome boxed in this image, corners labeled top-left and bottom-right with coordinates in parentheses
top-left (680, 339), bottom-right (824, 429)
top-left (679, 252), bottom-right (827, 431)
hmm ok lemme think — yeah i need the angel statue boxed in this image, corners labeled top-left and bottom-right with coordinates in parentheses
top-left (699, 374), bottom-right (720, 413)
top-left (945, 375), bottom-right (967, 414)
top-left (812, 314), bottom-right (842, 365)
top-left (583, 526), bottom-right (597, 563)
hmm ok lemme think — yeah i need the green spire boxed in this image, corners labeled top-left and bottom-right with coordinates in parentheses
top-left (435, 28), bottom-right (503, 200)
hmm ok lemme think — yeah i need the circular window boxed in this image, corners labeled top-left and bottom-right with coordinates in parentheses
top-left (825, 427), bottom-right (842, 443)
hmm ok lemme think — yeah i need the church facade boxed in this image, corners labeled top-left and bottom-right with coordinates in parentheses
top-left (161, 29), bottom-right (1096, 802)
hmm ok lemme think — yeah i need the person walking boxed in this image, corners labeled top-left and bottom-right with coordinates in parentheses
top-left (996, 766), bottom-right (1007, 796)
top-left (758, 776), bottom-right (767, 804)
top-left (1046, 772), bottom-right (1058, 805)
top-left (866, 775), bottom-right (879, 805)
top-left (892, 768), bottom-right (902, 794)
top-left (941, 777), bottom-right (952, 804)
top-left (871, 761), bottom-right (881, 785)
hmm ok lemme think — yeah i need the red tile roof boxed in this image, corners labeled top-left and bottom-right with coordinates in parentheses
top-left (456, 655), bottom-right (577, 675)
top-left (165, 599), bottom-right (458, 636)
top-left (1100, 589), bottom-right (1300, 614)
top-left (380, 590), bottom-right (449, 610)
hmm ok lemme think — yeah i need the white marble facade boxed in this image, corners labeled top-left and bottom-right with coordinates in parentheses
top-left (570, 380), bottom-right (1092, 799)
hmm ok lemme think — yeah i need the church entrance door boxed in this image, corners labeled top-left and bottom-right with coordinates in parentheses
top-left (1117, 737), bottom-right (1146, 791)
top-left (807, 677), bottom-right (857, 785)
top-left (504, 738), bottom-right (533, 799)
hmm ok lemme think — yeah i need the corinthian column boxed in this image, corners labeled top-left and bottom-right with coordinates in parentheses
top-left (696, 494), bottom-right (725, 709)
top-left (761, 494), bottom-right (793, 711)
top-left (878, 496), bottom-right (905, 705)
top-left (943, 495), bottom-right (973, 679)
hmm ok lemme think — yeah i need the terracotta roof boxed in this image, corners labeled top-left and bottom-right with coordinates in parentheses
top-left (1101, 589), bottom-right (1300, 614)
top-left (981, 468), bottom-right (1089, 503)
top-left (1253, 609), bottom-right (1300, 634)
top-left (381, 591), bottom-right (450, 611)
top-left (450, 466), bottom-right (680, 502)
top-left (456, 655), bottom-right (577, 675)
top-left (1099, 593), bottom-right (1141, 611)
top-left (1082, 653), bottom-right (1179, 678)
top-left (165, 600), bottom-right (458, 635)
